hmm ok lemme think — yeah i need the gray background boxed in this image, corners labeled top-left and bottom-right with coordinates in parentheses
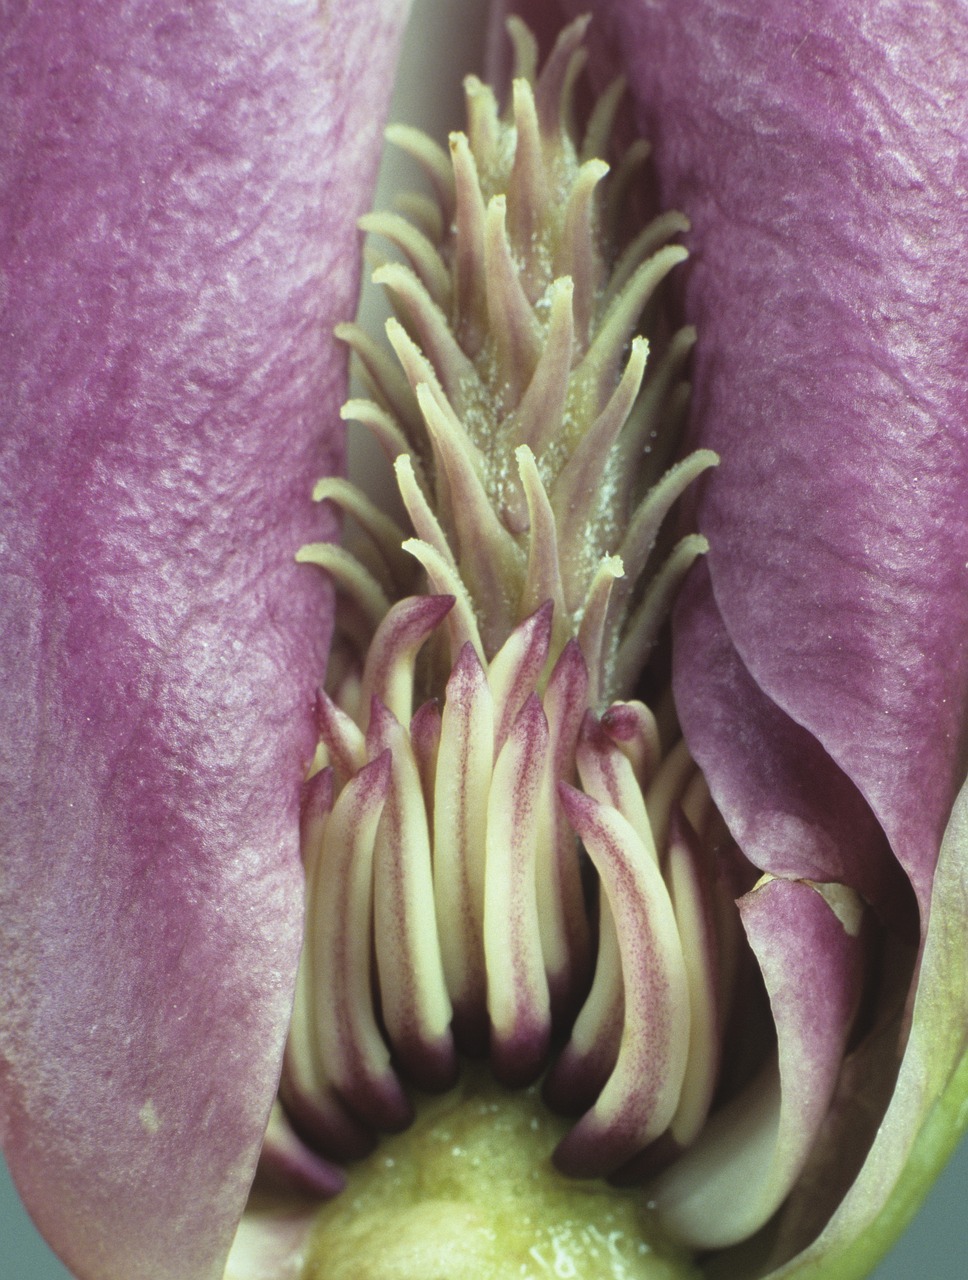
top-left (2, 1138), bottom-right (966, 1278)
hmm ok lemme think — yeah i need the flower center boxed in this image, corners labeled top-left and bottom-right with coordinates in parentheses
top-left (272, 16), bottom-right (739, 1265)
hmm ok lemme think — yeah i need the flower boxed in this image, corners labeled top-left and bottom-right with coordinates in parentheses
top-left (0, 3), bottom-right (406, 1277)
top-left (2, 4), bottom-right (966, 1280)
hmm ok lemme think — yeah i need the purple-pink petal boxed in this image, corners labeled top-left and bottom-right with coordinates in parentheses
top-left (674, 563), bottom-right (913, 930)
top-left (0, 3), bottom-right (408, 1278)
top-left (651, 875), bottom-right (865, 1247)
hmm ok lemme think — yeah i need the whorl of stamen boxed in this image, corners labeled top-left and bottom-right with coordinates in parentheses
top-left (288, 592), bottom-right (737, 1182)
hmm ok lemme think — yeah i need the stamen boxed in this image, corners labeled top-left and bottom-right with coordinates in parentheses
top-left (340, 397), bottom-right (413, 471)
top-left (578, 244), bottom-right (689, 405)
top-left (374, 262), bottom-right (477, 401)
top-left (581, 75), bottom-right (626, 163)
top-left (614, 534), bottom-right (710, 691)
top-left (401, 535), bottom-right (482, 658)
top-left (306, 753), bottom-right (412, 1132)
top-left (368, 699), bottom-right (456, 1091)
top-left (505, 15), bottom-right (539, 87)
top-left (449, 130), bottom-right (489, 354)
top-left (393, 189), bottom-right (444, 244)
top-left (313, 689), bottom-right (365, 782)
top-left (506, 80), bottom-right (546, 262)
top-left (311, 475), bottom-right (412, 591)
top-left (533, 16), bottom-right (591, 140)
top-left (485, 692), bottom-right (553, 1086)
top-left (516, 445), bottom-right (568, 629)
top-left (433, 642), bottom-right (493, 1049)
top-left (664, 811), bottom-right (723, 1149)
top-left (358, 594), bottom-right (454, 723)
top-left (462, 77), bottom-right (500, 180)
top-left (295, 541), bottom-right (390, 630)
top-left (536, 639), bottom-right (593, 1014)
top-left (601, 699), bottom-right (662, 788)
top-left (487, 600), bottom-right (553, 752)
top-left (393, 453), bottom-right (453, 565)
top-left (577, 712), bottom-right (657, 855)
top-left (557, 158), bottom-right (609, 341)
top-left (554, 785), bottom-right (690, 1177)
top-left (483, 192), bottom-right (544, 402)
top-left (617, 450), bottom-right (719, 588)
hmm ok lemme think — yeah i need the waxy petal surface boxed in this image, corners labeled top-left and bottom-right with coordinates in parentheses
top-left (674, 564), bottom-right (912, 930)
top-left (0, 3), bottom-right (408, 1279)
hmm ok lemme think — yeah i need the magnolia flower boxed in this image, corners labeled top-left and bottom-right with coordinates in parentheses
top-left (1, 2), bottom-right (966, 1280)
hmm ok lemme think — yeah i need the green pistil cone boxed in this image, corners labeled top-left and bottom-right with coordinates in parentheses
top-left (324, 13), bottom-right (715, 701)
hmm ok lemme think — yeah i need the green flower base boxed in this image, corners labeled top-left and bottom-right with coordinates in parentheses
top-left (305, 1068), bottom-right (701, 1280)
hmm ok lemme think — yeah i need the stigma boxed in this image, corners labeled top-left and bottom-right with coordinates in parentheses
top-left (283, 15), bottom-right (725, 1202)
